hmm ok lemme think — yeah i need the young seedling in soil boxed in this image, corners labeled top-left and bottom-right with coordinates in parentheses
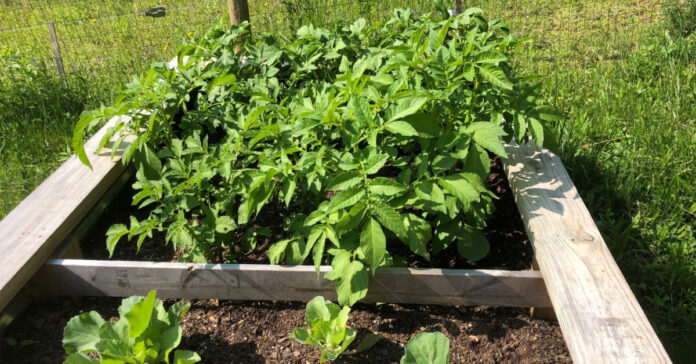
top-left (290, 296), bottom-right (380, 363)
top-left (62, 290), bottom-right (200, 364)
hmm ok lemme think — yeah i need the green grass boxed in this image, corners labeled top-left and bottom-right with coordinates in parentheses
top-left (500, 2), bottom-right (696, 359)
top-left (548, 32), bottom-right (696, 360)
top-left (0, 48), bottom-right (107, 216)
top-left (0, 0), bottom-right (695, 362)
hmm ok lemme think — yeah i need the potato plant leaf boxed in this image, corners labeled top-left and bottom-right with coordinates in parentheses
top-left (372, 202), bottom-right (407, 237)
top-left (386, 120), bottom-right (420, 136)
top-left (456, 227), bottom-right (490, 261)
top-left (327, 171), bottom-right (363, 191)
top-left (360, 218), bottom-right (387, 273)
top-left (476, 63), bottom-right (513, 90)
top-left (386, 96), bottom-right (429, 123)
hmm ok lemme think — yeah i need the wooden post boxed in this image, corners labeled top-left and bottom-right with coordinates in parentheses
top-left (46, 22), bottom-right (67, 85)
top-left (455, 0), bottom-right (463, 15)
top-left (227, 0), bottom-right (250, 51)
top-left (227, 0), bottom-right (250, 25)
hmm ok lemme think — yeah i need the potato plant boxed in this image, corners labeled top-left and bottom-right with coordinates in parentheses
top-left (74, 5), bottom-right (558, 305)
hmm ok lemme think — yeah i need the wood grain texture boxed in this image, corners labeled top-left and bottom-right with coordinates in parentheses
top-left (227, 0), bottom-right (250, 24)
top-left (0, 118), bottom-right (131, 312)
top-left (503, 142), bottom-right (670, 363)
top-left (30, 259), bottom-right (552, 308)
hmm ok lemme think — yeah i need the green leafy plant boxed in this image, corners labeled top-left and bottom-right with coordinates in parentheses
top-left (62, 290), bottom-right (200, 364)
top-left (400, 332), bottom-right (450, 364)
top-left (74, 3), bottom-right (558, 305)
top-left (290, 296), bottom-right (379, 363)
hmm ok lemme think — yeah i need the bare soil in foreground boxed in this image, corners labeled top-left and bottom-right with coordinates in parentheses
top-left (0, 298), bottom-right (570, 363)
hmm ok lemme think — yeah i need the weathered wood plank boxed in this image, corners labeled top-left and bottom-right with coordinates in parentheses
top-left (503, 142), bottom-right (670, 363)
top-left (29, 259), bottom-right (552, 308)
top-left (0, 118), bottom-right (131, 312)
top-left (49, 166), bottom-right (134, 260)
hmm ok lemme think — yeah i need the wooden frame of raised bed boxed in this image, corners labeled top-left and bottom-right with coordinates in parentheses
top-left (0, 118), bottom-right (672, 363)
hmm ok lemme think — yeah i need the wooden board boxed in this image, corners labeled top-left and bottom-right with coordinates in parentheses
top-left (49, 167), bottom-right (134, 260)
top-left (503, 142), bottom-right (670, 363)
top-left (28, 259), bottom-right (552, 308)
top-left (0, 118), bottom-right (131, 312)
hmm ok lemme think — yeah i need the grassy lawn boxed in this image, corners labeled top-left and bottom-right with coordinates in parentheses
top-left (0, 0), bottom-right (694, 361)
top-left (549, 33), bottom-right (696, 361)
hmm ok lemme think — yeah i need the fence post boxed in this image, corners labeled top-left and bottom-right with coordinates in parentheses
top-left (227, 0), bottom-right (249, 25)
top-left (227, 0), bottom-right (250, 50)
top-left (46, 22), bottom-right (67, 85)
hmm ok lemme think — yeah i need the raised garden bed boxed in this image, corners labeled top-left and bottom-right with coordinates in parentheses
top-left (0, 7), bottom-right (671, 364)
top-left (0, 124), bottom-right (669, 363)
top-left (1, 156), bottom-right (569, 362)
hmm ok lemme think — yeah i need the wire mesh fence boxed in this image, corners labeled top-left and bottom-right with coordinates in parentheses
top-left (0, 0), bottom-right (668, 85)
top-left (0, 0), bottom-right (224, 83)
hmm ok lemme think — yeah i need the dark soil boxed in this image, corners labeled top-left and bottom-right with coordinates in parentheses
top-left (82, 157), bottom-right (533, 270)
top-left (0, 297), bottom-right (570, 364)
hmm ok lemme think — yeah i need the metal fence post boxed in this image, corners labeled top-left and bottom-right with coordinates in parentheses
top-left (46, 22), bottom-right (67, 85)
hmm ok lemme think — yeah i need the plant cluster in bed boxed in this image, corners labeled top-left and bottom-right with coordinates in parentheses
top-left (290, 295), bottom-right (450, 363)
top-left (74, 5), bottom-right (558, 305)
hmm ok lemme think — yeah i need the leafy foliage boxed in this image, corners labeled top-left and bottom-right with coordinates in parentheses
top-left (74, 5), bottom-right (555, 305)
top-left (290, 296), bottom-right (357, 363)
top-left (62, 290), bottom-right (200, 364)
top-left (400, 332), bottom-right (450, 364)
